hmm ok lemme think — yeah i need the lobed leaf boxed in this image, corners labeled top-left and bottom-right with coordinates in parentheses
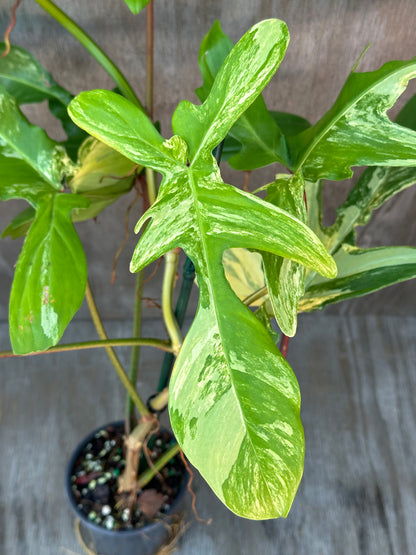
top-left (174, 19), bottom-right (290, 165)
top-left (289, 58), bottom-right (416, 180)
top-left (0, 43), bottom-right (86, 159)
top-left (69, 20), bottom-right (337, 518)
top-left (0, 85), bottom-right (73, 188)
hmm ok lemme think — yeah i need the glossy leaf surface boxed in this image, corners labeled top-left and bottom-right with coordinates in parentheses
top-left (300, 244), bottom-right (416, 311)
top-left (196, 20), bottom-right (288, 169)
top-left (0, 155), bottom-right (88, 354)
top-left (305, 165), bottom-right (416, 259)
top-left (0, 43), bottom-right (72, 103)
top-left (289, 58), bottom-right (416, 180)
top-left (0, 43), bottom-right (85, 159)
top-left (69, 20), bottom-right (337, 518)
top-left (262, 173), bottom-right (307, 336)
top-left (0, 85), bottom-right (72, 188)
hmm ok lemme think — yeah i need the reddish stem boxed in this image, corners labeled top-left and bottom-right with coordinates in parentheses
top-left (2, 0), bottom-right (21, 57)
top-left (279, 334), bottom-right (290, 358)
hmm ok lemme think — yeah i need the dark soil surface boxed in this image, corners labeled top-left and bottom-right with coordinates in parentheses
top-left (69, 423), bottom-right (186, 531)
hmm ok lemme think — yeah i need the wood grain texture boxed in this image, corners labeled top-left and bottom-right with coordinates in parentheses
top-left (0, 0), bottom-right (415, 319)
top-left (1, 315), bottom-right (415, 554)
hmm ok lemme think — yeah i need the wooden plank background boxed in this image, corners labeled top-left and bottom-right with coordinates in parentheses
top-left (0, 0), bottom-right (415, 321)
top-left (1, 315), bottom-right (415, 554)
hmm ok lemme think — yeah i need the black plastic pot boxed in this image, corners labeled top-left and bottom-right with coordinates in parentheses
top-left (65, 421), bottom-right (187, 555)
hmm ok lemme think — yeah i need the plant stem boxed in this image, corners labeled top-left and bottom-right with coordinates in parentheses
top-left (0, 337), bottom-right (173, 358)
top-left (243, 286), bottom-right (267, 306)
top-left (279, 334), bottom-right (290, 358)
top-left (118, 414), bottom-right (158, 494)
top-left (144, 3), bottom-right (157, 205)
top-left (157, 257), bottom-right (195, 391)
top-left (137, 442), bottom-right (180, 489)
top-left (33, 0), bottom-right (144, 111)
top-left (126, 270), bottom-right (145, 431)
top-left (145, 167), bottom-right (157, 204)
top-left (146, 1), bottom-right (154, 121)
top-left (85, 281), bottom-right (150, 417)
top-left (125, 0), bottom-right (156, 432)
top-left (148, 387), bottom-right (169, 411)
top-left (162, 249), bottom-right (183, 355)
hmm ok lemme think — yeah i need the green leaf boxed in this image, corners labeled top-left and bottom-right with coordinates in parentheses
top-left (223, 248), bottom-right (266, 305)
top-left (0, 85), bottom-right (73, 188)
top-left (123, 0), bottom-right (151, 15)
top-left (0, 43), bottom-right (73, 104)
top-left (68, 137), bottom-right (137, 220)
top-left (195, 20), bottom-right (289, 169)
top-left (305, 165), bottom-right (416, 260)
top-left (1, 206), bottom-right (35, 239)
top-left (262, 173), bottom-right (307, 336)
top-left (396, 93), bottom-right (416, 130)
top-left (195, 20), bottom-right (234, 102)
top-left (0, 153), bottom-right (88, 353)
top-left (1, 184), bottom-right (88, 354)
top-left (300, 244), bottom-right (416, 311)
top-left (254, 300), bottom-right (280, 344)
top-left (68, 90), bottom-right (183, 174)
top-left (69, 20), bottom-right (337, 519)
top-left (174, 19), bottom-right (290, 165)
top-left (270, 111), bottom-right (311, 137)
top-left (169, 288), bottom-right (304, 519)
top-left (289, 57), bottom-right (416, 180)
top-left (0, 43), bottom-right (86, 159)
top-left (0, 151), bottom-right (56, 199)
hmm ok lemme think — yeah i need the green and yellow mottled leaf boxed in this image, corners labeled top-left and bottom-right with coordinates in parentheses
top-left (289, 58), bottom-right (416, 180)
top-left (0, 85), bottom-right (73, 188)
top-left (0, 154), bottom-right (88, 354)
top-left (69, 20), bottom-right (337, 519)
top-left (195, 20), bottom-right (289, 169)
top-left (68, 90), bottom-right (184, 174)
top-left (261, 173), bottom-right (307, 336)
top-left (223, 248), bottom-right (265, 305)
top-left (300, 244), bottom-right (416, 311)
top-left (0, 43), bottom-right (86, 159)
top-left (69, 137), bottom-right (138, 220)
top-left (174, 19), bottom-right (289, 166)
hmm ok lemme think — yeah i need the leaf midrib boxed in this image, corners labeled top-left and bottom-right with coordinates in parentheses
top-left (0, 94), bottom-right (59, 188)
top-left (294, 61), bottom-right (416, 173)
top-left (0, 73), bottom-right (69, 104)
top-left (186, 167), bottom-right (275, 504)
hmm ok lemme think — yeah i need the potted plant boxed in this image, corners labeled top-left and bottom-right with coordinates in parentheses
top-left (1, 0), bottom-right (416, 553)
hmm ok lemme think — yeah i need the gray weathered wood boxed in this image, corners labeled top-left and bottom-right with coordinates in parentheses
top-left (0, 0), bottom-right (415, 318)
top-left (1, 315), bottom-right (415, 554)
